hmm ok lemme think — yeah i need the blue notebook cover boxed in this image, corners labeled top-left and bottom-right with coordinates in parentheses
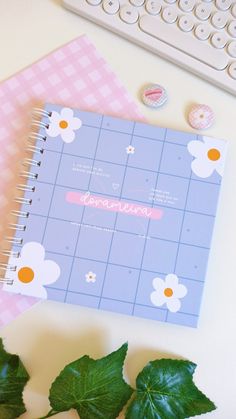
top-left (3, 104), bottom-right (227, 327)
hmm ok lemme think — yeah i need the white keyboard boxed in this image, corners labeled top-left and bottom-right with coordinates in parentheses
top-left (63, 0), bottom-right (236, 95)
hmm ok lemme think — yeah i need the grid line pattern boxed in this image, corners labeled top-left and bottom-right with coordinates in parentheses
top-left (63, 116), bottom-right (104, 303)
top-left (41, 143), bottom-right (65, 244)
top-left (131, 129), bottom-right (167, 315)
top-left (8, 105), bottom-right (226, 328)
top-left (44, 286), bottom-right (199, 319)
top-left (27, 213), bottom-right (211, 250)
top-left (97, 122), bottom-right (135, 308)
top-left (38, 133), bottom-right (221, 186)
top-left (166, 160), bottom-right (194, 323)
top-left (9, 246), bottom-right (206, 285)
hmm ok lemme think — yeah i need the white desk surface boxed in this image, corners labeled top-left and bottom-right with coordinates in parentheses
top-left (0, 1), bottom-right (235, 418)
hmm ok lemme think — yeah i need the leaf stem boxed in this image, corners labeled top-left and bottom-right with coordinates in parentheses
top-left (37, 409), bottom-right (59, 419)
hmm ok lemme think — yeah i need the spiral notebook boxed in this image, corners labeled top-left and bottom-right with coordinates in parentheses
top-left (2, 104), bottom-right (227, 327)
top-left (0, 35), bottom-right (143, 327)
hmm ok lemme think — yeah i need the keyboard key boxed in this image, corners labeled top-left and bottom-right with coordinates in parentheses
top-left (65, 0), bottom-right (236, 94)
top-left (178, 15), bottom-right (194, 31)
top-left (120, 5), bottom-right (139, 22)
top-left (162, 6), bottom-right (178, 22)
top-left (215, 0), bottom-right (232, 10)
top-left (146, 0), bottom-right (162, 14)
top-left (211, 11), bottom-right (228, 28)
top-left (179, 0), bottom-right (195, 12)
top-left (130, 0), bottom-right (144, 6)
top-left (87, 0), bottom-right (102, 4)
top-left (139, 15), bottom-right (228, 69)
top-left (228, 20), bottom-right (236, 36)
top-left (195, 23), bottom-right (211, 40)
top-left (228, 61), bottom-right (236, 77)
top-left (211, 32), bottom-right (227, 47)
top-left (232, 3), bottom-right (236, 17)
top-left (195, 3), bottom-right (211, 19)
top-left (227, 40), bottom-right (236, 56)
top-left (103, 0), bottom-right (120, 14)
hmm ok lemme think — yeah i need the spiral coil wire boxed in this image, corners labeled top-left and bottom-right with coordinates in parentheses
top-left (0, 108), bottom-right (50, 284)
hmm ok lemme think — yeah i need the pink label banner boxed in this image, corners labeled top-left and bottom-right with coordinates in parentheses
top-left (66, 191), bottom-right (163, 220)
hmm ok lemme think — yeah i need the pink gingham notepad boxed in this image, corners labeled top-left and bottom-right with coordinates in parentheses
top-left (0, 35), bottom-right (142, 327)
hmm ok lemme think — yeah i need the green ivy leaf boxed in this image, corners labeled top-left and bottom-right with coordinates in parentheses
top-left (0, 338), bottom-right (29, 419)
top-left (125, 359), bottom-right (216, 419)
top-left (47, 342), bottom-right (133, 419)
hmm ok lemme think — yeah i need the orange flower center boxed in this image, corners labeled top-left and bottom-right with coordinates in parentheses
top-left (164, 287), bottom-right (173, 298)
top-left (18, 267), bottom-right (34, 283)
top-left (59, 120), bottom-right (68, 129)
top-left (207, 148), bottom-right (221, 161)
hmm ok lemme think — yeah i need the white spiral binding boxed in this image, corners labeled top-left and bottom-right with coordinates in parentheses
top-left (14, 197), bottom-right (32, 205)
top-left (11, 210), bottom-right (29, 218)
top-left (27, 145), bottom-right (44, 154)
top-left (1, 250), bottom-right (20, 258)
top-left (31, 120), bottom-right (49, 130)
top-left (28, 133), bottom-right (46, 142)
top-left (0, 108), bottom-right (51, 284)
top-left (4, 237), bottom-right (23, 245)
top-left (23, 158), bottom-right (41, 167)
top-left (20, 170), bottom-right (38, 180)
top-left (16, 184), bottom-right (35, 193)
top-left (32, 108), bottom-right (52, 118)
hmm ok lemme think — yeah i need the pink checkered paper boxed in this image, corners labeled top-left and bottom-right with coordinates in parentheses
top-left (0, 35), bottom-right (143, 327)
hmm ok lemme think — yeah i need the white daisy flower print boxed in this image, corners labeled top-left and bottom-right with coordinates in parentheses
top-left (47, 107), bottom-right (82, 143)
top-left (3, 242), bottom-right (60, 298)
top-left (85, 271), bottom-right (96, 283)
top-left (126, 145), bottom-right (135, 154)
top-left (187, 136), bottom-right (227, 178)
top-left (150, 273), bottom-right (187, 312)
